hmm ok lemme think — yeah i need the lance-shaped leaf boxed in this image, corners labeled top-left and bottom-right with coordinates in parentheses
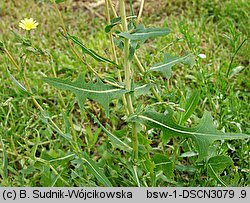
top-left (207, 155), bottom-right (233, 186)
top-left (207, 155), bottom-right (233, 175)
top-left (153, 153), bottom-right (174, 178)
top-left (133, 83), bottom-right (153, 97)
top-left (133, 110), bottom-right (250, 161)
top-left (105, 17), bottom-right (121, 33)
top-left (118, 24), bottom-right (170, 42)
top-left (179, 90), bottom-right (200, 125)
top-left (86, 109), bottom-right (133, 153)
top-left (75, 153), bottom-right (112, 187)
top-left (43, 74), bottom-right (128, 116)
top-left (129, 40), bottom-right (139, 60)
top-left (55, 0), bottom-right (66, 3)
top-left (7, 68), bottom-right (31, 95)
top-left (148, 54), bottom-right (194, 78)
top-left (40, 110), bottom-right (73, 143)
top-left (113, 37), bottom-right (124, 50)
top-left (68, 35), bottom-right (119, 67)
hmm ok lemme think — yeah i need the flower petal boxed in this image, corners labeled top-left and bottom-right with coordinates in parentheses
top-left (19, 18), bottom-right (39, 30)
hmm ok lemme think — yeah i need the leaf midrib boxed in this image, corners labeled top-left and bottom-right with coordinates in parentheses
top-left (46, 79), bottom-right (123, 94)
top-left (132, 31), bottom-right (169, 36)
top-left (81, 157), bottom-right (112, 186)
top-left (183, 92), bottom-right (199, 118)
top-left (138, 115), bottom-right (249, 139)
top-left (149, 55), bottom-right (189, 71)
top-left (155, 161), bottom-right (171, 166)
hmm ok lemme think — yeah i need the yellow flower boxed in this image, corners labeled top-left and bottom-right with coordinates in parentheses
top-left (19, 18), bottom-right (39, 31)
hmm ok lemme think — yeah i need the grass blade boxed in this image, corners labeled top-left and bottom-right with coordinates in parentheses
top-left (55, 0), bottom-right (66, 3)
top-left (81, 153), bottom-right (112, 187)
top-left (7, 68), bottom-right (30, 94)
top-left (0, 135), bottom-right (8, 180)
top-left (87, 109), bottom-right (133, 153)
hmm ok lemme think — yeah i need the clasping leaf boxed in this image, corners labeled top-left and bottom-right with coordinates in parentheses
top-left (105, 17), bottom-right (121, 33)
top-left (133, 110), bottom-right (250, 161)
top-left (148, 54), bottom-right (195, 78)
top-left (43, 74), bottom-right (128, 116)
top-left (87, 109), bottom-right (133, 153)
top-left (118, 24), bottom-right (170, 42)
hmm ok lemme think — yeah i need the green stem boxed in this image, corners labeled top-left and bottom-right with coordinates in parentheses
top-left (51, 0), bottom-right (122, 88)
top-left (4, 47), bottom-right (81, 153)
top-left (134, 54), bottom-right (145, 72)
top-left (137, 0), bottom-right (145, 23)
top-left (226, 38), bottom-right (247, 77)
top-left (134, 54), bottom-right (163, 102)
top-left (108, 1), bottom-right (164, 103)
top-left (49, 57), bottom-right (66, 108)
top-left (4, 46), bottom-right (43, 111)
top-left (3, 47), bottom-right (21, 71)
top-left (108, 0), bottom-right (117, 18)
top-left (151, 87), bottom-right (163, 102)
top-left (120, 0), bottom-right (138, 160)
top-left (105, 0), bottom-right (129, 115)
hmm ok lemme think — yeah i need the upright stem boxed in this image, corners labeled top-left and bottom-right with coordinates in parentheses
top-left (51, 0), bottom-right (122, 88)
top-left (48, 55), bottom-right (66, 108)
top-left (120, 0), bottom-right (138, 160)
top-left (2, 47), bottom-right (21, 71)
top-left (105, 0), bottom-right (129, 115)
top-left (108, 0), bottom-right (164, 103)
top-left (3, 47), bottom-right (81, 152)
top-left (134, 54), bottom-right (163, 102)
top-left (120, 0), bottom-right (131, 92)
top-left (137, 0), bottom-right (145, 23)
top-left (108, 0), bottom-right (117, 18)
top-left (3, 46), bottom-right (43, 110)
top-left (226, 38), bottom-right (247, 77)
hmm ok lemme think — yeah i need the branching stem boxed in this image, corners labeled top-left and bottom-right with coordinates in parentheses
top-left (120, 0), bottom-right (138, 160)
top-left (51, 0), bottom-right (123, 89)
top-left (105, 0), bottom-right (129, 115)
top-left (108, 0), bottom-right (164, 103)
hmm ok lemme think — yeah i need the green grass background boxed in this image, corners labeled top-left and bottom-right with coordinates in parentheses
top-left (0, 0), bottom-right (249, 186)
